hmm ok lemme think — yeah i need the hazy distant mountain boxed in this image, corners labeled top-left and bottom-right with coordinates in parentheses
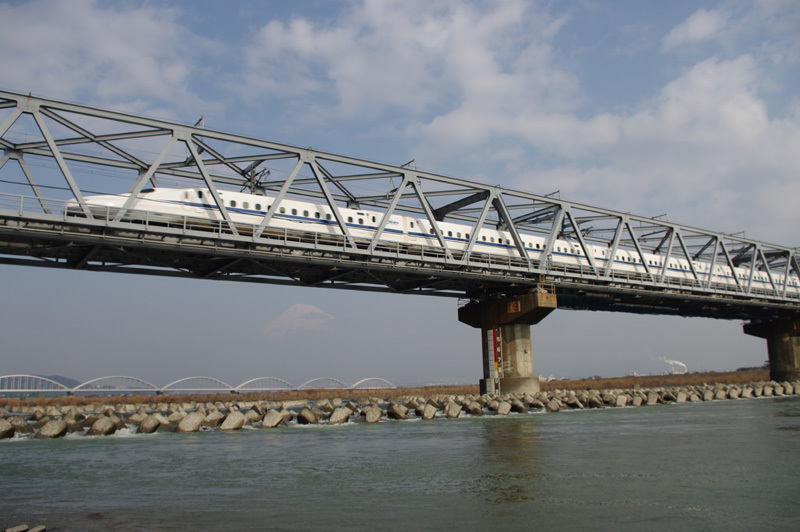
top-left (37, 374), bottom-right (81, 388)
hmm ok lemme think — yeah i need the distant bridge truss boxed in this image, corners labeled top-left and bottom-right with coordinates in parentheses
top-left (1, 90), bottom-right (799, 321)
top-left (0, 374), bottom-right (398, 395)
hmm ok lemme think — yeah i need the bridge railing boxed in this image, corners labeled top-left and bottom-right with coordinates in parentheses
top-left (3, 189), bottom-right (799, 305)
top-left (0, 374), bottom-right (399, 395)
top-left (1, 90), bottom-right (798, 311)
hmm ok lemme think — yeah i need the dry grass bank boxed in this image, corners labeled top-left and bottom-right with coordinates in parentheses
top-left (540, 369), bottom-right (770, 392)
top-left (0, 370), bottom-right (771, 409)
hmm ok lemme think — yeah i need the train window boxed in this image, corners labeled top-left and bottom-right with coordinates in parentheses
top-left (448, 231), bottom-right (452, 237)
top-left (280, 207), bottom-right (286, 214)
top-left (315, 212), bottom-right (321, 219)
top-left (483, 236), bottom-right (487, 241)
top-left (490, 237), bottom-right (495, 243)
top-left (430, 228), bottom-right (435, 234)
top-left (303, 210), bottom-right (309, 217)
top-left (358, 218), bottom-right (363, 224)
top-left (410, 222), bottom-right (415, 228)
top-left (347, 216), bottom-right (353, 223)
top-left (255, 203), bottom-right (261, 211)
top-left (372, 216), bottom-right (376, 223)
top-left (466, 233), bottom-right (470, 239)
top-left (197, 190), bottom-right (204, 199)
top-left (558, 247), bottom-right (561, 252)
top-left (499, 238), bottom-right (504, 244)
top-left (184, 192), bottom-right (189, 200)
top-left (457, 232), bottom-right (461, 239)
top-left (291, 208), bottom-right (297, 215)
top-left (326, 214), bottom-right (332, 221)
top-left (243, 202), bottom-right (249, 209)
top-left (230, 200), bottom-right (237, 208)
top-left (537, 243), bottom-right (541, 249)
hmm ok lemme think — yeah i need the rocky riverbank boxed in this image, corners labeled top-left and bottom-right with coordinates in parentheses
top-left (1, 379), bottom-right (798, 441)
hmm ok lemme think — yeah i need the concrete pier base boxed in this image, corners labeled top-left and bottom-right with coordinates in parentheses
top-left (743, 318), bottom-right (800, 382)
top-left (479, 324), bottom-right (540, 395)
top-left (461, 291), bottom-right (556, 395)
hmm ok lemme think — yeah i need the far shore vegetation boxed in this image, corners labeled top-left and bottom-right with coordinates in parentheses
top-left (0, 369), bottom-right (770, 408)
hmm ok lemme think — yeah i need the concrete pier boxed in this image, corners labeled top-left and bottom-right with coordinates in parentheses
top-left (459, 291), bottom-right (557, 395)
top-left (743, 318), bottom-right (800, 382)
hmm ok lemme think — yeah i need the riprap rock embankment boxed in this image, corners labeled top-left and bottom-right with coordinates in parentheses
top-left (1, 380), bottom-right (798, 440)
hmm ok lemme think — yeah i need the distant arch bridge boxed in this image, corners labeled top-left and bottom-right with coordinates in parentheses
top-left (0, 374), bottom-right (397, 395)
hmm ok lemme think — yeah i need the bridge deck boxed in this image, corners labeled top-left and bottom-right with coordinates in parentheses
top-left (1, 90), bottom-right (798, 322)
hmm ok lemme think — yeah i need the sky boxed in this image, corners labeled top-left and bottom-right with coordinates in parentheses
top-left (1, 0), bottom-right (798, 387)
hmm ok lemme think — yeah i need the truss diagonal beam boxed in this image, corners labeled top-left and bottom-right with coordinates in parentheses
top-left (32, 110), bottom-right (92, 217)
top-left (1, 90), bottom-right (798, 308)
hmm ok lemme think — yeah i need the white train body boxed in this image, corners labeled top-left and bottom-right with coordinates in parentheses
top-left (71, 187), bottom-right (800, 296)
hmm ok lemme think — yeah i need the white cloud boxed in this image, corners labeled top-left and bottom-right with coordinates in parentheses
top-left (511, 54), bottom-right (800, 243)
top-left (0, 0), bottom-right (218, 118)
top-left (240, 0), bottom-right (574, 123)
top-left (662, 8), bottom-right (730, 50)
top-left (264, 303), bottom-right (335, 338)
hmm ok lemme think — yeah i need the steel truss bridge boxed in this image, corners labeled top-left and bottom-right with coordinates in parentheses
top-left (0, 375), bottom-right (397, 395)
top-left (1, 90), bottom-right (799, 321)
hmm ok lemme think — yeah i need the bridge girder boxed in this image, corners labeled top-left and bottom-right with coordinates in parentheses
top-left (0, 90), bottom-right (798, 320)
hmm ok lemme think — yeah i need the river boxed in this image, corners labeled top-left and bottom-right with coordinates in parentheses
top-left (2, 395), bottom-right (799, 531)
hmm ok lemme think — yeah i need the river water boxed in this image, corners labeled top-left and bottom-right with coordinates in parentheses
top-left (2, 396), bottom-right (799, 531)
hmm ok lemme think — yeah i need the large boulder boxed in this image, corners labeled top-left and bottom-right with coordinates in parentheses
top-left (566, 395), bottom-right (585, 409)
top-left (167, 410), bottom-right (186, 423)
top-left (137, 415), bottom-right (161, 434)
top-left (361, 404), bottom-right (383, 423)
top-left (465, 402), bottom-right (483, 416)
top-left (495, 401), bottom-right (512, 415)
top-left (586, 394), bottom-right (604, 408)
top-left (176, 412), bottom-right (206, 433)
top-left (316, 399), bottom-right (335, 413)
top-left (297, 407), bottom-right (319, 425)
top-left (510, 399), bottom-right (527, 413)
top-left (89, 416), bottom-right (117, 436)
top-left (278, 407), bottom-right (294, 423)
top-left (220, 411), bottom-right (247, 431)
top-left (127, 412), bottom-right (148, 426)
top-left (243, 408), bottom-right (263, 424)
top-left (647, 392), bottom-right (660, 405)
top-left (0, 418), bottom-right (15, 439)
top-left (35, 419), bottom-right (68, 439)
top-left (9, 417), bottom-right (34, 435)
top-left (387, 403), bottom-right (408, 420)
top-left (422, 403), bottom-right (438, 420)
top-left (328, 407), bottom-right (352, 425)
top-left (261, 409), bottom-right (286, 428)
top-left (444, 401), bottom-right (462, 419)
top-left (202, 410), bottom-right (225, 428)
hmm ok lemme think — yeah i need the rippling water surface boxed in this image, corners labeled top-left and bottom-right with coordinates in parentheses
top-left (2, 396), bottom-right (799, 531)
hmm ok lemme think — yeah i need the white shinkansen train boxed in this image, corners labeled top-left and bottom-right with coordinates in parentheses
top-left (69, 187), bottom-right (800, 295)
